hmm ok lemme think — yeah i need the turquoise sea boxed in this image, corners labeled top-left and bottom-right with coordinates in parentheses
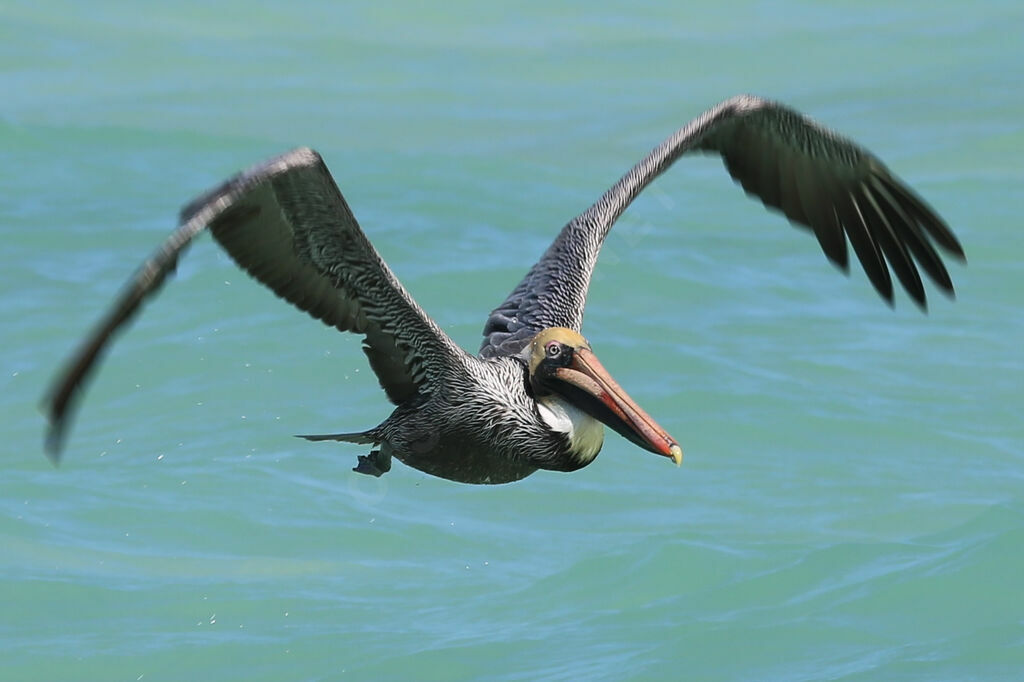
top-left (3, 2), bottom-right (1023, 680)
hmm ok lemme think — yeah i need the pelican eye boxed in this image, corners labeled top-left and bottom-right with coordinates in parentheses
top-left (545, 341), bottom-right (563, 359)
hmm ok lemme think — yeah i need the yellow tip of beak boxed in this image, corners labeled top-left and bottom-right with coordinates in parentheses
top-left (669, 444), bottom-right (683, 467)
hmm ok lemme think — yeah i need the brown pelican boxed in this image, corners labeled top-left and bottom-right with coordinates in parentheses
top-left (42, 95), bottom-right (965, 484)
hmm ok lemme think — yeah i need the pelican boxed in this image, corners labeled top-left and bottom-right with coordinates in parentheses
top-left (42, 95), bottom-right (965, 484)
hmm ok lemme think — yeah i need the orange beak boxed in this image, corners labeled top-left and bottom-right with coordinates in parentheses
top-left (551, 347), bottom-right (682, 465)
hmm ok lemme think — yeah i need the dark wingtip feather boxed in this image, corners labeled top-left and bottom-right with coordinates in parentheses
top-left (826, 252), bottom-right (851, 274)
top-left (42, 406), bottom-right (66, 466)
top-left (835, 194), bottom-right (894, 304)
top-left (945, 240), bottom-right (968, 264)
top-left (39, 320), bottom-right (112, 466)
top-left (878, 174), bottom-right (966, 260)
top-left (873, 277), bottom-right (896, 305)
top-left (866, 175), bottom-right (957, 297)
top-left (813, 220), bottom-right (850, 273)
top-left (902, 278), bottom-right (929, 311)
top-left (859, 187), bottom-right (928, 309)
top-left (40, 212), bottom-right (207, 463)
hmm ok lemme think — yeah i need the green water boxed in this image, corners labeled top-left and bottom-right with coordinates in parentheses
top-left (2, 2), bottom-right (1023, 680)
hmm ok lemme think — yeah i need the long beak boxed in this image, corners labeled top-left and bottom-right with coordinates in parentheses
top-left (551, 348), bottom-right (683, 465)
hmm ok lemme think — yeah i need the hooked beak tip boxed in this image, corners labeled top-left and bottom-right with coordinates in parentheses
top-left (669, 444), bottom-right (683, 467)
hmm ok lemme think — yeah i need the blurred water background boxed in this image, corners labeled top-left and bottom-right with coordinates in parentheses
top-left (2, 2), bottom-right (1022, 680)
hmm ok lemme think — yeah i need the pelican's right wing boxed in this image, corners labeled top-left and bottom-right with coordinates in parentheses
top-left (479, 95), bottom-right (965, 359)
top-left (43, 148), bottom-right (468, 459)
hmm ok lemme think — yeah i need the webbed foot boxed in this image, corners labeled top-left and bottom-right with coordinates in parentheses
top-left (353, 449), bottom-right (392, 477)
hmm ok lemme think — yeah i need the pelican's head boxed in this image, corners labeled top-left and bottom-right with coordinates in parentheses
top-left (523, 327), bottom-right (683, 467)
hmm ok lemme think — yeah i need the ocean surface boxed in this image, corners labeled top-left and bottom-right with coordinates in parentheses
top-left (2, 2), bottom-right (1022, 680)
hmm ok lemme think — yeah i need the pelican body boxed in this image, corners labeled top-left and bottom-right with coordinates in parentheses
top-left (303, 327), bottom-right (680, 484)
top-left (42, 95), bottom-right (964, 484)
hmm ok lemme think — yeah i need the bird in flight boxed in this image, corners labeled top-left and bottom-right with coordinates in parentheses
top-left (42, 95), bottom-right (965, 484)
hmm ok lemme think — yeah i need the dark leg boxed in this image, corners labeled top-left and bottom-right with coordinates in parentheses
top-left (353, 449), bottom-right (392, 477)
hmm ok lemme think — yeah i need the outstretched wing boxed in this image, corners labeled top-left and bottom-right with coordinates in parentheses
top-left (479, 94), bottom-right (965, 358)
top-left (43, 148), bottom-right (468, 460)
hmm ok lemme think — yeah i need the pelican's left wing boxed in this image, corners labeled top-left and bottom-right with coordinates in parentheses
top-left (43, 148), bottom-right (468, 459)
top-left (479, 95), bottom-right (965, 359)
